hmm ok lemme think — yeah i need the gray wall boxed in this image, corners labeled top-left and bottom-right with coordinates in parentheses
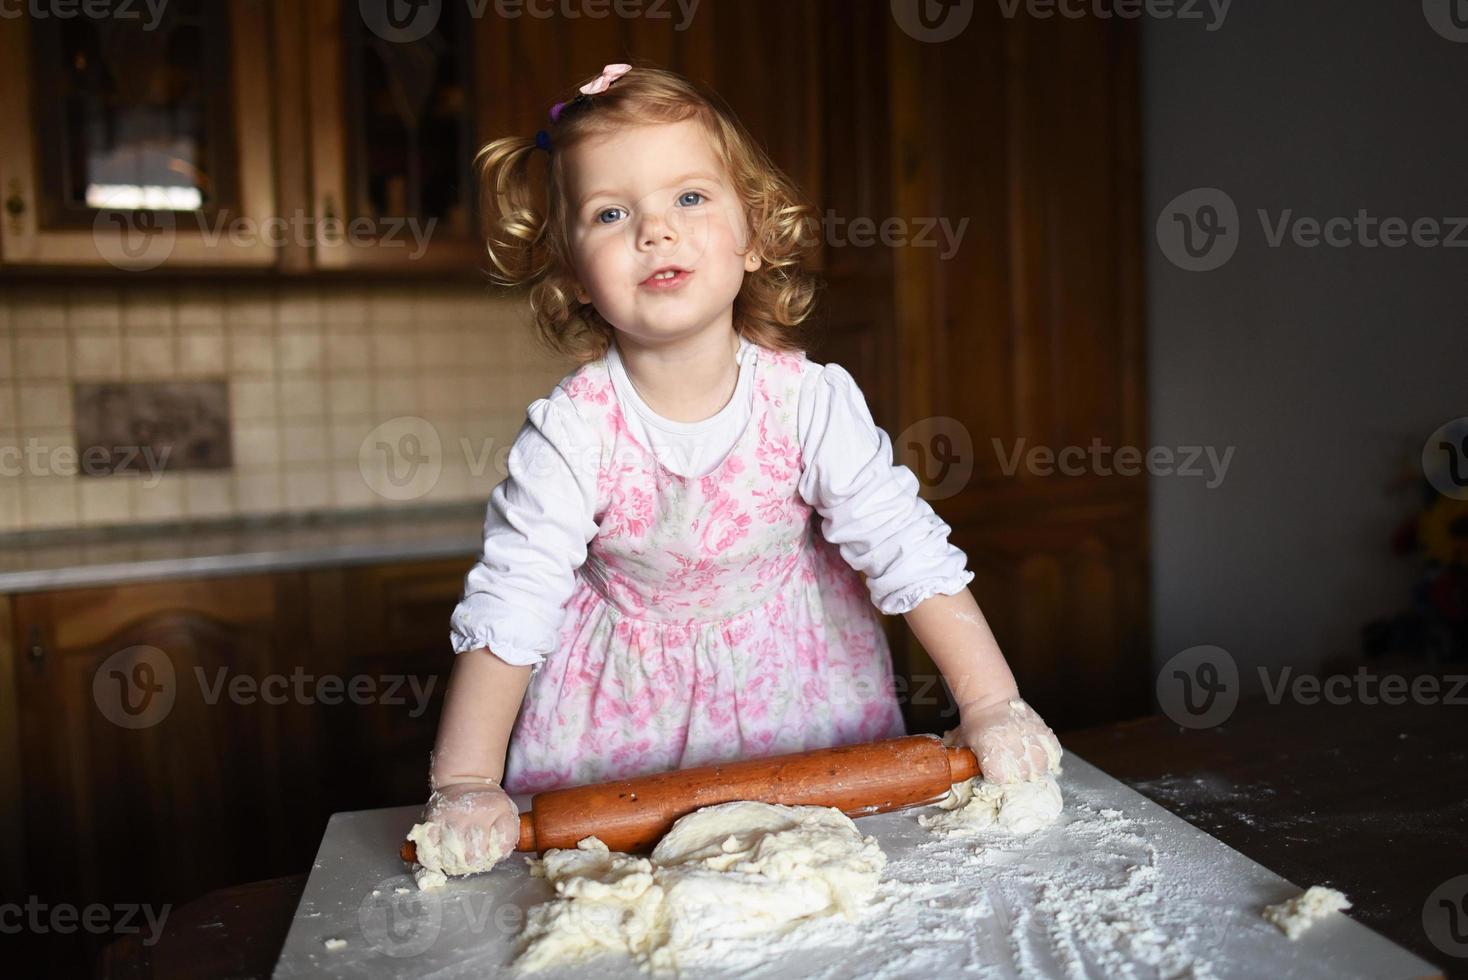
top-left (1144, 1), bottom-right (1464, 692)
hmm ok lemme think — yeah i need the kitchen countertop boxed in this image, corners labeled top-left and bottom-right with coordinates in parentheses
top-left (98, 684), bottom-right (1468, 979)
top-left (0, 502), bottom-right (487, 593)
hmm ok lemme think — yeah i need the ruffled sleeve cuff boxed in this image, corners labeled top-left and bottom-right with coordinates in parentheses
top-left (874, 568), bottom-right (976, 616)
top-left (448, 596), bottom-right (556, 669)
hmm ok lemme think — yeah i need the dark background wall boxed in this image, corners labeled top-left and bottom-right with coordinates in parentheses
top-left (1145, 0), bottom-right (1463, 690)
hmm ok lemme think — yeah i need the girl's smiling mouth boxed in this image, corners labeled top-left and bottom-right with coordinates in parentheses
top-left (639, 266), bottom-right (694, 289)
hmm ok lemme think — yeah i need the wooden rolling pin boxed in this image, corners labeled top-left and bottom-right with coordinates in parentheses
top-left (401, 734), bottom-right (979, 862)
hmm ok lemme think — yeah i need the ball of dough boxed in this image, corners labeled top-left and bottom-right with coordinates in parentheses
top-left (918, 727), bottom-right (1064, 837)
top-left (517, 801), bottom-right (886, 973)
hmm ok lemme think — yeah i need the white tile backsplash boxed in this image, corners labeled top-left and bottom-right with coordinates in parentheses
top-left (0, 281), bottom-right (566, 531)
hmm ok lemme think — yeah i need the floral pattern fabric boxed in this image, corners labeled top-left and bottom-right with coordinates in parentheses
top-left (502, 343), bottom-right (907, 793)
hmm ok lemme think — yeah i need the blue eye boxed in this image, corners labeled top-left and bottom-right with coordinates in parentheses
top-left (678, 191), bottom-right (705, 207)
top-left (597, 207), bottom-right (625, 224)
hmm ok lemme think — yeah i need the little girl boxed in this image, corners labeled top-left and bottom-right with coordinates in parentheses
top-left (415, 63), bottom-right (1062, 875)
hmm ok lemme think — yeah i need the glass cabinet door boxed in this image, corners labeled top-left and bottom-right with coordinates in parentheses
top-left (0, 1), bottom-right (276, 268)
top-left (34, 1), bottom-right (233, 222)
top-left (307, 0), bottom-right (482, 273)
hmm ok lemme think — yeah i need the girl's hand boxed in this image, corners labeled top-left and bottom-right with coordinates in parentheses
top-left (957, 697), bottom-right (1063, 784)
top-left (409, 779), bottom-right (520, 878)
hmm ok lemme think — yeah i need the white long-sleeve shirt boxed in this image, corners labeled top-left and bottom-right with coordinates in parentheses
top-left (449, 335), bottom-right (975, 667)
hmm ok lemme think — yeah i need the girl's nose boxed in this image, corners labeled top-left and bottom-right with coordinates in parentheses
top-left (637, 211), bottom-right (679, 249)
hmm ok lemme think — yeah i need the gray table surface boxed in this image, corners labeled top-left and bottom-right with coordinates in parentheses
top-left (272, 754), bottom-right (1440, 979)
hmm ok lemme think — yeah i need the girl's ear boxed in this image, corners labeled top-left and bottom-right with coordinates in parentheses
top-left (574, 281), bottom-right (591, 305)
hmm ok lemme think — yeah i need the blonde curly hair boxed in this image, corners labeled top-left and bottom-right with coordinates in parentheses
top-left (474, 62), bottom-right (822, 364)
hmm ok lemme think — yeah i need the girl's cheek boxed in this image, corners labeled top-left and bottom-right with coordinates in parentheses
top-left (716, 203), bottom-right (751, 251)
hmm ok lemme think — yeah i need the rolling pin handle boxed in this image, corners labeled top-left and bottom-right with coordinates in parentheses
top-left (946, 745), bottom-right (981, 783)
top-left (518, 812), bottom-right (536, 852)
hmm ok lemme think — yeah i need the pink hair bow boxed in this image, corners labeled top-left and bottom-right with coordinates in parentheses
top-left (579, 63), bottom-right (631, 95)
top-left (549, 63), bottom-right (632, 124)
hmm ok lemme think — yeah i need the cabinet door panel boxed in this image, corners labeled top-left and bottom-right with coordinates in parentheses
top-left (304, 0), bottom-right (483, 274)
top-left (0, 1), bottom-right (276, 268)
top-left (306, 559), bottom-right (465, 808)
top-left (11, 573), bottom-right (313, 973)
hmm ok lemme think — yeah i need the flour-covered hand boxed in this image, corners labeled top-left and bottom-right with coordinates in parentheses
top-left (957, 697), bottom-right (1062, 784)
top-left (406, 779), bottom-right (519, 885)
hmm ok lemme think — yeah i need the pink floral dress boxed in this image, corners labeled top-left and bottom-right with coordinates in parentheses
top-left (501, 343), bottom-right (907, 794)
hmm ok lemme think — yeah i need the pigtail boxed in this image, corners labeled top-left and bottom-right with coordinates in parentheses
top-left (474, 135), bottom-right (553, 287)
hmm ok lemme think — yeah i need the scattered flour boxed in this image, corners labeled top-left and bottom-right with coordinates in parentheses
top-left (515, 801), bottom-right (885, 974)
top-left (1264, 885), bottom-right (1352, 939)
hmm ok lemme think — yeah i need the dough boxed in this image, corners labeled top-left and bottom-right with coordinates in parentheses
top-left (918, 728), bottom-right (1064, 836)
top-left (405, 819), bottom-right (511, 891)
top-left (516, 801), bottom-right (886, 973)
top-left (918, 772), bottom-right (1064, 836)
top-left (1263, 885), bottom-right (1351, 939)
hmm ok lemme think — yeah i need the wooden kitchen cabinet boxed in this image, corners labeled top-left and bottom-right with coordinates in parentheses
top-left (0, 0), bottom-right (833, 275)
top-left (4, 555), bottom-right (468, 975)
top-left (288, 0), bottom-right (487, 274)
top-left (0, 0), bottom-right (278, 269)
top-left (8, 572), bottom-right (310, 973)
top-left (301, 559), bottom-right (461, 809)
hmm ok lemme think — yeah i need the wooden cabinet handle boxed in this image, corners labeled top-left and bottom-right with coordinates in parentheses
top-left (26, 625), bottom-right (46, 667)
top-left (4, 179), bottom-right (25, 234)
